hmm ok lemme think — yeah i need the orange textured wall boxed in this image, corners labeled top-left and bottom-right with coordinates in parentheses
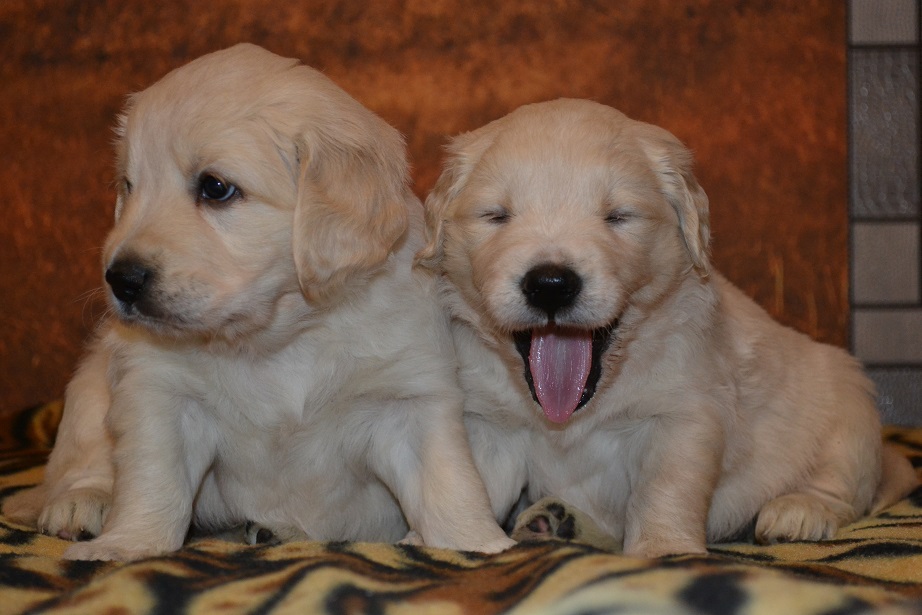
top-left (0, 1), bottom-right (846, 413)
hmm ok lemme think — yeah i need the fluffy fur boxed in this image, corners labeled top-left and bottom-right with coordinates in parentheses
top-left (3, 44), bottom-right (512, 560)
top-left (419, 98), bottom-right (918, 558)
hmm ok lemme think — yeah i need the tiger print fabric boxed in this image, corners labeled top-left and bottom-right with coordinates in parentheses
top-left (2, 402), bottom-right (922, 614)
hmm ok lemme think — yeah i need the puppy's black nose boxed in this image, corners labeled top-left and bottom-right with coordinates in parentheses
top-left (521, 264), bottom-right (582, 317)
top-left (105, 259), bottom-right (151, 306)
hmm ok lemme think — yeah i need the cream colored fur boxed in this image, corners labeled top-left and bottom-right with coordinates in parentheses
top-left (3, 44), bottom-right (512, 560)
top-left (420, 98), bottom-right (918, 558)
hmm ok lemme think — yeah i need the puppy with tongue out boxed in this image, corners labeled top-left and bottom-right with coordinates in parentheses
top-left (418, 99), bottom-right (913, 558)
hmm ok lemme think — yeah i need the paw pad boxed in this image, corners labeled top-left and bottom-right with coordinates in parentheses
top-left (512, 498), bottom-right (579, 542)
top-left (244, 521), bottom-right (280, 545)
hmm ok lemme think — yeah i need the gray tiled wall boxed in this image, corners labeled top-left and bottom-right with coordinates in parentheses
top-left (849, 0), bottom-right (922, 425)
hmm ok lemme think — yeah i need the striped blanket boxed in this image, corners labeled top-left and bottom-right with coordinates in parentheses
top-left (2, 401), bottom-right (921, 614)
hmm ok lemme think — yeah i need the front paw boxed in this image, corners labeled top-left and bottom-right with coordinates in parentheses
top-left (625, 536), bottom-right (707, 558)
top-left (38, 487), bottom-right (111, 541)
top-left (511, 497), bottom-right (620, 551)
top-left (475, 536), bottom-right (517, 554)
top-left (398, 530), bottom-right (424, 546)
top-left (399, 529), bottom-right (514, 553)
top-left (755, 493), bottom-right (838, 544)
top-left (64, 534), bottom-right (166, 562)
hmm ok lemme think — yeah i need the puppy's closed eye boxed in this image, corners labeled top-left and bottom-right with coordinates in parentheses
top-left (604, 209), bottom-right (633, 226)
top-left (479, 207), bottom-right (511, 225)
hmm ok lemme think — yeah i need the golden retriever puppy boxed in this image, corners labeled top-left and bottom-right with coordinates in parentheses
top-left (2, 43), bottom-right (513, 560)
top-left (419, 98), bottom-right (918, 557)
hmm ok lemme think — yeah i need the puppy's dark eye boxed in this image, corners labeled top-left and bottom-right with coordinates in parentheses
top-left (198, 174), bottom-right (239, 204)
top-left (481, 208), bottom-right (510, 225)
top-left (123, 178), bottom-right (133, 195)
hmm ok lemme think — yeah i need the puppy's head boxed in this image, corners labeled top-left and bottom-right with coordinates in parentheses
top-left (420, 98), bottom-right (710, 423)
top-left (104, 43), bottom-right (409, 341)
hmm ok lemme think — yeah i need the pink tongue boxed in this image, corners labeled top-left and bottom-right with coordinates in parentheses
top-left (528, 325), bottom-right (593, 423)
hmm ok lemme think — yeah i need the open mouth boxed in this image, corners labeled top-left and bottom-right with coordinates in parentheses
top-left (513, 322), bottom-right (616, 424)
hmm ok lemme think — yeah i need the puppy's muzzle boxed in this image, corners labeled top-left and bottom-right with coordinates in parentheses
top-left (521, 264), bottom-right (582, 319)
top-left (513, 263), bottom-right (615, 424)
top-left (105, 258), bottom-right (153, 309)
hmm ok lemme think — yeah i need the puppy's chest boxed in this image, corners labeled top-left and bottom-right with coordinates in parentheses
top-left (201, 352), bottom-right (365, 479)
top-left (198, 345), bottom-right (349, 431)
top-left (528, 424), bottom-right (634, 497)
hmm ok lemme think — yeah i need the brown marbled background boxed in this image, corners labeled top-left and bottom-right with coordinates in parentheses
top-left (0, 1), bottom-right (846, 413)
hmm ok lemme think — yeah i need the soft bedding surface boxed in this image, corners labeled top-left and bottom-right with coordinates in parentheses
top-left (2, 402), bottom-right (922, 614)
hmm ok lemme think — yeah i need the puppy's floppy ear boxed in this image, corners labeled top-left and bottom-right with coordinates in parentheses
top-left (640, 126), bottom-right (711, 275)
top-left (290, 70), bottom-right (410, 303)
top-left (417, 130), bottom-right (496, 268)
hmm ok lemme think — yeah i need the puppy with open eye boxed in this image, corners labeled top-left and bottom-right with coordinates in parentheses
top-left (419, 98), bottom-right (917, 558)
top-left (2, 44), bottom-right (512, 560)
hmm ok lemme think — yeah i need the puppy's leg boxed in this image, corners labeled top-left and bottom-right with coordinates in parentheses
top-left (3, 335), bottom-right (115, 540)
top-left (511, 497), bottom-right (621, 551)
top-left (466, 416), bottom-right (531, 533)
top-left (373, 398), bottom-right (515, 554)
top-left (755, 407), bottom-right (893, 544)
top-left (871, 443), bottom-right (919, 514)
top-left (64, 385), bottom-right (216, 561)
top-left (623, 411), bottom-right (722, 558)
top-left (753, 455), bottom-right (863, 544)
